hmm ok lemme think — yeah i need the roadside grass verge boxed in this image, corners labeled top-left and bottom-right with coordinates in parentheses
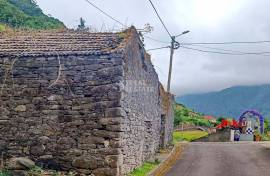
top-left (173, 130), bottom-right (209, 143)
top-left (0, 24), bottom-right (6, 32)
top-left (129, 161), bottom-right (160, 176)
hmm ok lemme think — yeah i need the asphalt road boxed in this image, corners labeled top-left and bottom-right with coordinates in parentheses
top-left (165, 142), bottom-right (270, 176)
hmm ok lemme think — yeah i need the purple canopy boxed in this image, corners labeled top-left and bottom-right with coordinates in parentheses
top-left (238, 110), bottom-right (264, 134)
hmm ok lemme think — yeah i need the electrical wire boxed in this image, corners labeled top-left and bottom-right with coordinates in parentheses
top-left (84, 0), bottom-right (127, 27)
top-left (147, 46), bottom-right (170, 51)
top-left (190, 45), bottom-right (248, 54)
top-left (181, 46), bottom-right (244, 55)
top-left (146, 44), bottom-right (270, 56)
top-left (188, 44), bottom-right (270, 56)
top-left (182, 41), bottom-right (270, 45)
top-left (180, 46), bottom-right (270, 56)
top-left (144, 36), bottom-right (170, 44)
top-left (147, 0), bottom-right (172, 38)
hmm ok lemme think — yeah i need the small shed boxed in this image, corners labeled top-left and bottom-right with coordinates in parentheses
top-left (0, 27), bottom-right (174, 175)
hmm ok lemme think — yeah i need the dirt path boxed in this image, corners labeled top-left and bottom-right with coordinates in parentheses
top-left (165, 142), bottom-right (270, 176)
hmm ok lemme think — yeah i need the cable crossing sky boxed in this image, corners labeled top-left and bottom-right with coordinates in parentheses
top-left (83, 0), bottom-right (270, 57)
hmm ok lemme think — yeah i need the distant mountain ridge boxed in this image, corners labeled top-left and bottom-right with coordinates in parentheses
top-left (176, 84), bottom-right (270, 119)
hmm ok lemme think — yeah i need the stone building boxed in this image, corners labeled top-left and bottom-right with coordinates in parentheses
top-left (0, 27), bottom-right (174, 175)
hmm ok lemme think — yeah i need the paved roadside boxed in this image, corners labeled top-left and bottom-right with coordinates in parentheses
top-left (165, 142), bottom-right (270, 176)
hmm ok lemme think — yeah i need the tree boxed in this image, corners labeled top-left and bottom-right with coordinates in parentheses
top-left (77, 17), bottom-right (86, 31)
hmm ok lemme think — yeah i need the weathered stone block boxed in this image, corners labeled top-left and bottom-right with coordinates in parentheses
top-left (78, 136), bottom-right (105, 144)
top-left (105, 155), bottom-right (121, 168)
top-left (92, 168), bottom-right (118, 176)
top-left (72, 156), bottom-right (98, 170)
top-left (38, 136), bottom-right (50, 144)
top-left (30, 144), bottom-right (46, 156)
top-left (39, 155), bottom-right (53, 160)
top-left (99, 117), bottom-right (122, 125)
top-left (92, 130), bottom-right (120, 138)
top-left (15, 105), bottom-right (27, 112)
top-left (7, 157), bottom-right (35, 170)
top-left (105, 108), bottom-right (126, 117)
top-left (10, 170), bottom-right (27, 176)
top-left (0, 119), bottom-right (9, 125)
top-left (47, 95), bottom-right (63, 101)
top-left (109, 139), bottom-right (123, 148)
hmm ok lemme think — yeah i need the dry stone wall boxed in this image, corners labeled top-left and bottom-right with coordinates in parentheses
top-left (119, 34), bottom-right (174, 175)
top-left (159, 86), bottom-right (174, 148)
top-left (0, 29), bottom-right (174, 176)
top-left (0, 53), bottom-right (125, 175)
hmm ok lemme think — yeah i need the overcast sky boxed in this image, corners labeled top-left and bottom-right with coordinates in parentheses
top-left (36, 0), bottom-right (270, 96)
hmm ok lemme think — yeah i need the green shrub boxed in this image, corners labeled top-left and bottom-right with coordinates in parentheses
top-left (174, 104), bottom-right (213, 127)
top-left (0, 170), bottom-right (11, 176)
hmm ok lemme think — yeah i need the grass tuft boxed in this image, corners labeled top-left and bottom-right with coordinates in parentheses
top-left (27, 166), bottom-right (46, 176)
top-left (0, 24), bottom-right (6, 32)
top-left (129, 161), bottom-right (160, 176)
top-left (173, 130), bottom-right (209, 143)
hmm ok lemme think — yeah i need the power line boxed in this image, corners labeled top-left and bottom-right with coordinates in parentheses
top-left (181, 46), bottom-right (244, 55)
top-left (180, 46), bottom-right (270, 56)
top-left (147, 46), bottom-right (170, 51)
top-left (146, 44), bottom-right (270, 56)
top-left (147, 0), bottom-right (172, 38)
top-left (83, 0), bottom-right (126, 27)
top-left (144, 36), bottom-right (170, 44)
top-left (182, 41), bottom-right (270, 45)
top-left (193, 45), bottom-right (270, 55)
top-left (190, 45), bottom-right (248, 54)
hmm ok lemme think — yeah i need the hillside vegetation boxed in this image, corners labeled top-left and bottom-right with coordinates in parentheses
top-left (0, 0), bottom-right (65, 29)
top-left (174, 103), bottom-right (212, 127)
top-left (177, 84), bottom-right (270, 119)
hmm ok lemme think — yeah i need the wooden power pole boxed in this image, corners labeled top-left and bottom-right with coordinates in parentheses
top-left (166, 31), bottom-right (190, 92)
top-left (167, 36), bottom-right (175, 92)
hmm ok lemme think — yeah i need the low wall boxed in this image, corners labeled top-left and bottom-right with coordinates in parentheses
top-left (193, 129), bottom-right (231, 142)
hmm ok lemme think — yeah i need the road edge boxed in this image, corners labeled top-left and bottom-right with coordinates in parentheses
top-left (148, 142), bottom-right (188, 176)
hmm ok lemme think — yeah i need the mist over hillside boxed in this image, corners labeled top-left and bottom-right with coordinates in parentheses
top-left (177, 84), bottom-right (270, 119)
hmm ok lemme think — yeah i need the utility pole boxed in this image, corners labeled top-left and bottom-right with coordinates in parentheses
top-left (167, 36), bottom-right (176, 92)
top-left (167, 31), bottom-right (190, 92)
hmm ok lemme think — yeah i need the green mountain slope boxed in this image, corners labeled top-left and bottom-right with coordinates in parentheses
top-left (0, 0), bottom-right (64, 29)
top-left (174, 103), bottom-right (212, 127)
top-left (176, 84), bottom-right (270, 119)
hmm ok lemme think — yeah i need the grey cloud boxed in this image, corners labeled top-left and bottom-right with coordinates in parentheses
top-left (36, 0), bottom-right (270, 96)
